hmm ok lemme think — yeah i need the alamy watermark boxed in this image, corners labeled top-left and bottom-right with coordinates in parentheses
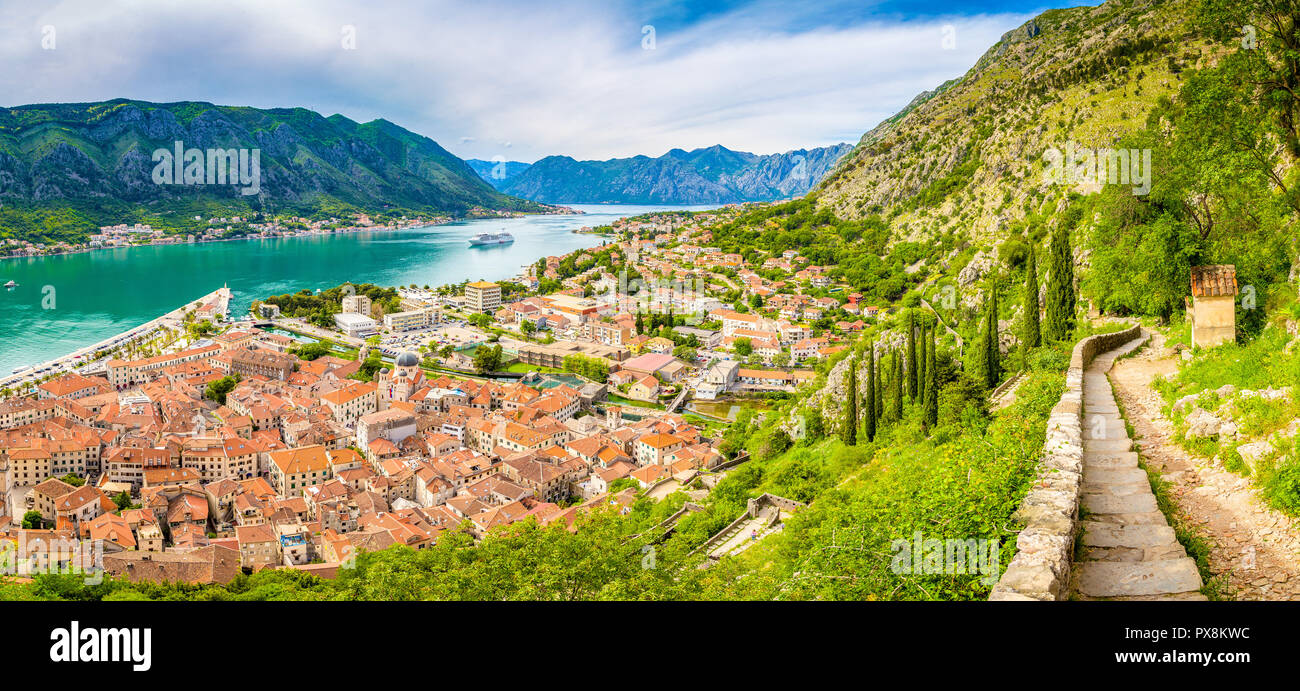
top-left (1, 536), bottom-right (104, 585)
top-left (1043, 142), bottom-right (1152, 196)
top-left (152, 141), bottom-right (261, 195)
top-left (606, 268), bottom-right (709, 325)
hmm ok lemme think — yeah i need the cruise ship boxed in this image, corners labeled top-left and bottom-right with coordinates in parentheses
top-left (467, 231), bottom-right (514, 247)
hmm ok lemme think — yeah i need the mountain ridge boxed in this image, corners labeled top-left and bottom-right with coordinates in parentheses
top-left (0, 99), bottom-right (549, 241)
top-left (469, 142), bottom-right (851, 204)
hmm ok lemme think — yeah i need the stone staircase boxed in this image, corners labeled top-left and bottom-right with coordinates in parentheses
top-left (1070, 334), bottom-right (1206, 600)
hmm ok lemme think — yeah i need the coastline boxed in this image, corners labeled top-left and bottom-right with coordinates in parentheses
top-left (0, 286), bottom-right (231, 392)
top-left (0, 203), bottom-right (665, 378)
top-left (0, 207), bottom-right (583, 263)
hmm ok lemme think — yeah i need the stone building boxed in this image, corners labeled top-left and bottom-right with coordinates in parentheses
top-left (1187, 264), bottom-right (1237, 349)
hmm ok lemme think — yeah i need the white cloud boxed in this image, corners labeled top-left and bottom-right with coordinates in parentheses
top-left (0, 0), bottom-right (1032, 161)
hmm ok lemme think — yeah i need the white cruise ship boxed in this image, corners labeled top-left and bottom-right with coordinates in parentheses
top-left (467, 231), bottom-right (514, 247)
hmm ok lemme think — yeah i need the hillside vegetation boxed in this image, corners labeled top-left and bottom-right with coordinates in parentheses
top-left (0, 99), bottom-right (549, 244)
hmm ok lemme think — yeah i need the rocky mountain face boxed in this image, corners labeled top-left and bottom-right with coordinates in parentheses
top-left (815, 0), bottom-right (1210, 245)
top-left (478, 143), bottom-right (851, 204)
top-left (466, 158), bottom-right (532, 187)
top-left (0, 99), bottom-right (542, 215)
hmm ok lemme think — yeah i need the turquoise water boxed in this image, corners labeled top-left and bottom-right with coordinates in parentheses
top-left (0, 204), bottom-right (713, 373)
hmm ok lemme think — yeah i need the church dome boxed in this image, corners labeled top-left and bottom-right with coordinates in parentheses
top-left (395, 351), bottom-right (420, 367)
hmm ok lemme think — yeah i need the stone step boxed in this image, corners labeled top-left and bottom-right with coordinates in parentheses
top-left (1084, 425), bottom-right (1129, 442)
top-left (1081, 488), bottom-right (1158, 515)
top-left (1081, 521), bottom-right (1177, 549)
top-left (1074, 558), bottom-right (1203, 598)
top-left (1083, 451), bottom-right (1140, 469)
top-left (1080, 542), bottom-right (1189, 563)
top-left (1084, 511), bottom-right (1169, 526)
top-left (1085, 438), bottom-right (1133, 453)
top-left (1107, 592), bottom-right (1210, 601)
top-left (1083, 467), bottom-right (1149, 485)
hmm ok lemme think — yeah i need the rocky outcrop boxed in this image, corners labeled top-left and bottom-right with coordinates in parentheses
top-left (1185, 407), bottom-right (1223, 438)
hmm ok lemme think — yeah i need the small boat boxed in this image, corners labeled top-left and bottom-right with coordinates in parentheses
top-left (11, 365), bottom-right (31, 375)
top-left (468, 231), bottom-right (514, 247)
top-left (3, 280), bottom-right (16, 288)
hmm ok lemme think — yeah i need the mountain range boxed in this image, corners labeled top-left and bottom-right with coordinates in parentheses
top-left (0, 99), bottom-right (548, 238)
top-left (467, 143), bottom-right (851, 204)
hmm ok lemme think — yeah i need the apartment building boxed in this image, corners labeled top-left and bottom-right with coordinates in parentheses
top-left (322, 382), bottom-right (378, 426)
top-left (464, 281), bottom-right (502, 314)
top-left (228, 347), bottom-right (297, 381)
top-left (341, 294), bottom-right (373, 315)
top-left (106, 344), bottom-right (222, 388)
top-left (267, 445), bottom-right (333, 497)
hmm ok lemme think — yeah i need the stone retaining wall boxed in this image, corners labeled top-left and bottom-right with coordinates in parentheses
top-left (988, 325), bottom-right (1141, 601)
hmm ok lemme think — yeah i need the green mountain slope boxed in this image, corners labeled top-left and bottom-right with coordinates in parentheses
top-left (816, 0), bottom-right (1213, 243)
top-left (0, 99), bottom-right (549, 241)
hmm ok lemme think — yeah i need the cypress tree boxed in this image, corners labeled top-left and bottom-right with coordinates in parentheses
top-left (1021, 243), bottom-right (1041, 355)
top-left (916, 324), bottom-right (927, 408)
top-left (635, 309), bottom-right (644, 335)
top-left (924, 328), bottom-right (938, 430)
top-left (1044, 224), bottom-right (1076, 342)
top-left (864, 348), bottom-right (876, 442)
top-left (843, 358), bottom-right (858, 446)
top-left (874, 349), bottom-right (884, 421)
top-left (987, 286), bottom-right (1001, 387)
top-left (970, 297), bottom-right (988, 387)
top-left (892, 352), bottom-right (903, 421)
top-left (906, 312), bottom-right (917, 401)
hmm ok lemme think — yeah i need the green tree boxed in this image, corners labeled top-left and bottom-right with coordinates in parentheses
top-left (873, 348), bottom-right (884, 422)
top-left (864, 347), bottom-right (876, 442)
top-left (843, 358), bottom-right (858, 446)
top-left (1043, 224), bottom-right (1075, 342)
top-left (1021, 241), bottom-right (1040, 356)
top-left (891, 351), bottom-right (903, 421)
top-left (291, 342), bottom-right (332, 361)
top-left (986, 286), bottom-right (1002, 388)
top-left (924, 328), bottom-right (938, 431)
top-left (906, 312), bottom-right (917, 401)
top-left (22, 510), bottom-right (43, 529)
top-left (204, 374), bottom-right (241, 405)
top-left (734, 338), bottom-right (753, 357)
top-left (916, 324), bottom-right (927, 409)
top-left (473, 344), bottom-right (504, 374)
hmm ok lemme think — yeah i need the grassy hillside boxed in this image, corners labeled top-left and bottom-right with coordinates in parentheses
top-left (817, 0), bottom-right (1213, 244)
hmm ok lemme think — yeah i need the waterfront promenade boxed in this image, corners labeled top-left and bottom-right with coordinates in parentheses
top-left (0, 285), bottom-right (231, 392)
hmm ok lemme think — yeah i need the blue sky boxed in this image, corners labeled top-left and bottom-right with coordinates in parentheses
top-left (0, 0), bottom-right (1097, 161)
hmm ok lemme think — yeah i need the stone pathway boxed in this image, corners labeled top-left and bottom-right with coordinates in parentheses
top-left (1110, 329), bottom-right (1300, 600)
top-left (1069, 334), bottom-right (1206, 600)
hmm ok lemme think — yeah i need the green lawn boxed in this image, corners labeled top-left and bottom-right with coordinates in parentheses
top-left (607, 394), bottom-right (665, 410)
top-left (504, 362), bottom-right (565, 374)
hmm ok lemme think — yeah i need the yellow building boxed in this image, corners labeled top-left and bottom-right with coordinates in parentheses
top-left (465, 281), bottom-right (502, 314)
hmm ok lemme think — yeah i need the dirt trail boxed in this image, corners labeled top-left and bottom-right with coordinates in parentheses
top-left (1109, 329), bottom-right (1300, 600)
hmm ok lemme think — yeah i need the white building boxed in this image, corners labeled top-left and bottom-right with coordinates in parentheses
top-left (334, 312), bottom-right (379, 338)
